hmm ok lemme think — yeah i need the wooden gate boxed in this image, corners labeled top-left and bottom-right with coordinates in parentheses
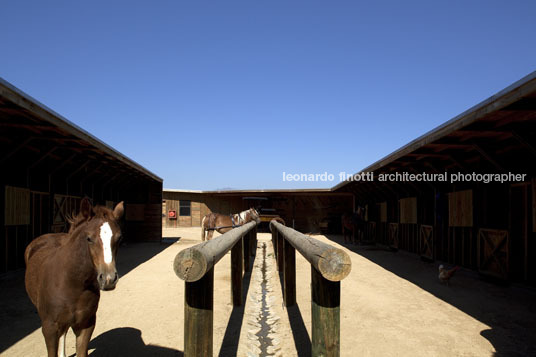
top-left (52, 194), bottom-right (81, 233)
top-left (478, 228), bottom-right (509, 280)
top-left (388, 223), bottom-right (399, 249)
top-left (364, 221), bottom-right (376, 243)
top-left (420, 225), bottom-right (434, 261)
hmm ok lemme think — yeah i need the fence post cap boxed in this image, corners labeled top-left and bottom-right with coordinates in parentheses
top-left (318, 247), bottom-right (352, 281)
top-left (174, 248), bottom-right (208, 282)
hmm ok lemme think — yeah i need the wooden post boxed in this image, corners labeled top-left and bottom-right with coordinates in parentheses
top-left (250, 227), bottom-right (256, 257)
top-left (277, 231), bottom-right (284, 272)
top-left (283, 238), bottom-right (296, 306)
top-left (311, 267), bottom-right (340, 357)
top-left (185, 268), bottom-right (213, 357)
top-left (243, 233), bottom-right (250, 272)
top-left (272, 229), bottom-right (278, 261)
top-left (231, 239), bottom-right (243, 306)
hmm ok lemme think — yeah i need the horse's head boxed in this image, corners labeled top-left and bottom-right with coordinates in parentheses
top-left (75, 198), bottom-right (124, 291)
top-left (356, 205), bottom-right (366, 219)
top-left (249, 207), bottom-right (261, 224)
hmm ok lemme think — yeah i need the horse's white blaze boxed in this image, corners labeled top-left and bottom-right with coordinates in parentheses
top-left (100, 222), bottom-right (113, 264)
top-left (202, 216), bottom-right (206, 227)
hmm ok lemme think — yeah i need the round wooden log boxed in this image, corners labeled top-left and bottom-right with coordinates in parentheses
top-left (270, 220), bottom-right (351, 282)
top-left (174, 221), bottom-right (257, 282)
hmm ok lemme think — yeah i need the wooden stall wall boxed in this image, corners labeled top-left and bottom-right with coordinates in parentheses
top-left (419, 192), bottom-right (436, 261)
top-left (123, 181), bottom-right (162, 242)
top-left (447, 189), bottom-right (475, 267)
top-left (162, 192), bottom-right (352, 233)
top-left (2, 187), bottom-right (53, 272)
top-left (509, 182), bottom-right (532, 282)
top-left (531, 180), bottom-right (536, 284)
top-left (376, 201), bottom-right (388, 245)
top-left (399, 197), bottom-right (418, 254)
top-left (162, 192), bottom-right (221, 228)
top-left (52, 194), bottom-right (81, 233)
top-left (3, 186), bottom-right (30, 272)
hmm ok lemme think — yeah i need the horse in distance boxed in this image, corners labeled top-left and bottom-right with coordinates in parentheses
top-left (201, 207), bottom-right (260, 241)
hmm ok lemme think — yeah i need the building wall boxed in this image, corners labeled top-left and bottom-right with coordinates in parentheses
top-left (353, 179), bottom-right (535, 285)
top-left (162, 191), bottom-right (353, 233)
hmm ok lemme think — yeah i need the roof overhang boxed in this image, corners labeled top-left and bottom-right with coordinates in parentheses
top-left (0, 77), bottom-right (162, 183)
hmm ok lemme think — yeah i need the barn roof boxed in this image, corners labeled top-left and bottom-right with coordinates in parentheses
top-left (332, 70), bottom-right (536, 196)
top-left (164, 188), bottom-right (346, 196)
top-left (0, 77), bottom-right (162, 183)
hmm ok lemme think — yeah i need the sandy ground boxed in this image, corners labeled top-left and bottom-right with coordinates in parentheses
top-left (1, 227), bottom-right (536, 356)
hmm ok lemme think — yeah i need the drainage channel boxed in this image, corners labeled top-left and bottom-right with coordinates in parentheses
top-left (246, 241), bottom-right (281, 357)
top-left (255, 242), bottom-right (273, 355)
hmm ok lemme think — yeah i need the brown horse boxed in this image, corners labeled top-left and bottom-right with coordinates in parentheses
top-left (25, 198), bottom-right (124, 357)
top-left (201, 208), bottom-right (260, 240)
top-left (342, 206), bottom-right (366, 244)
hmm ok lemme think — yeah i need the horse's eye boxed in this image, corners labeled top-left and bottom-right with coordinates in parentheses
top-left (87, 237), bottom-right (94, 244)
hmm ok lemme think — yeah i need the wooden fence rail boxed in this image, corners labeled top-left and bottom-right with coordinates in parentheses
top-left (270, 219), bottom-right (352, 357)
top-left (173, 221), bottom-right (257, 356)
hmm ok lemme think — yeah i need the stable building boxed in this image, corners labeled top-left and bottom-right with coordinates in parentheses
top-left (162, 189), bottom-right (353, 233)
top-left (0, 78), bottom-right (163, 274)
top-left (332, 71), bottom-right (536, 285)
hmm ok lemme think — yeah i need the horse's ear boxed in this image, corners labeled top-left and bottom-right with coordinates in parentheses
top-left (80, 197), bottom-right (92, 220)
top-left (113, 201), bottom-right (124, 220)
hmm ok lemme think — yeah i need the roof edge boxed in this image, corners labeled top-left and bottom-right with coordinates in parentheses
top-left (332, 70), bottom-right (536, 191)
top-left (0, 77), bottom-right (163, 183)
top-left (163, 188), bottom-right (343, 194)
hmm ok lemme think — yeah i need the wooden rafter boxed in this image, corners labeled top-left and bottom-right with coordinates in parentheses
top-left (512, 131), bottom-right (536, 158)
top-left (0, 137), bottom-right (34, 163)
top-left (472, 144), bottom-right (505, 172)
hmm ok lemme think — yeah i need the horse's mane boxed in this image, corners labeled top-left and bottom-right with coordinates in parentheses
top-left (67, 205), bottom-right (116, 233)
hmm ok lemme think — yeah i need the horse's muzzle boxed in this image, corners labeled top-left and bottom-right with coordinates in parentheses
top-left (98, 270), bottom-right (119, 291)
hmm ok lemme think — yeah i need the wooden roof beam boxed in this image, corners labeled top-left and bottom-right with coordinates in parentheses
top-left (472, 144), bottom-right (505, 172)
top-left (424, 143), bottom-right (474, 153)
top-left (512, 130), bottom-right (536, 159)
top-left (0, 137), bottom-right (34, 164)
top-left (453, 130), bottom-right (512, 142)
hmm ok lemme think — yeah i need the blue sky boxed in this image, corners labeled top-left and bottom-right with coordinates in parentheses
top-left (1, 1), bottom-right (535, 190)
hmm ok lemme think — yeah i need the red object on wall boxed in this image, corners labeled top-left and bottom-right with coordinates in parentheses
top-left (168, 210), bottom-right (177, 219)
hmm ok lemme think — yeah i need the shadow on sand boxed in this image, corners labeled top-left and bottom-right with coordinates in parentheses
top-left (324, 233), bottom-right (536, 356)
top-left (275, 258), bottom-right (312, 356)
top-left (83, 327), bottom-right (182, 357)
top-left (0, 241), bottom-right (176, 354)
top-left (218, 248), bottom-right (256, 357)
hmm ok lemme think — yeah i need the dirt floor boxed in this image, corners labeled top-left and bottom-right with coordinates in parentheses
top-left (1, 227), bottom-right (536, 356)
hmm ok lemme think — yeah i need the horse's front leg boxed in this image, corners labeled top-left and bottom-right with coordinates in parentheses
top-left (73, 317), bottom-right (96, 357)
top-left (41, 321), bottom-right (60, 357)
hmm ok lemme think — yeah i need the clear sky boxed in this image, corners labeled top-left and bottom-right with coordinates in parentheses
top-left (1, 1), bottom-right (535, 190)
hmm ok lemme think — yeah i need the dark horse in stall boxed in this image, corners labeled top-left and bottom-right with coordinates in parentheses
top-left (342, 205), bottom-right (366, 244)
top-left (201, 208), bottom-right (260, 240)
top-left (25, 198), bottom-right (124, 357)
